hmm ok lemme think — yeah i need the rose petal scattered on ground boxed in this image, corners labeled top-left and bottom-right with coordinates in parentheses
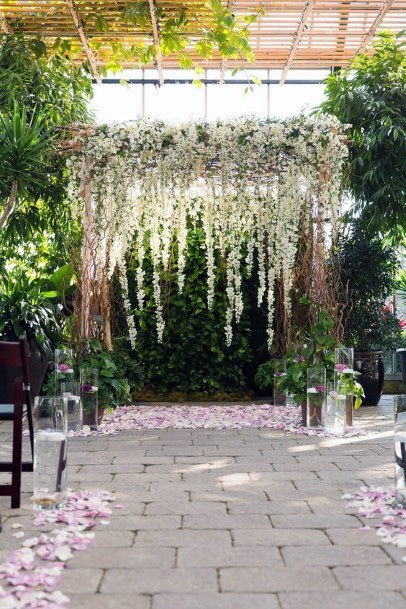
top-left (0, 490), bottom-right (115, 607)
top-left (344, 486), bottom-right (406, 552)
top-left (72, 404), bottom-right (368, 438)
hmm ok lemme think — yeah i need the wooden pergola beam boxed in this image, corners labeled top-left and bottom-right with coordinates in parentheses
top-left (279, 0), bottom-right (315, 85)
top-left (148, 0), bottom-right (164, 87)
top-left (0, 11), bottom-right (12, 33)
top-left (65, 0), bottom-right (101, 84)
top-left (356, 0), bottom-right (395, 55)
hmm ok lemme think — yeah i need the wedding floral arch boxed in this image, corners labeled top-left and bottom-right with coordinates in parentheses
top-left (65, 115), bottom-right (348, 352)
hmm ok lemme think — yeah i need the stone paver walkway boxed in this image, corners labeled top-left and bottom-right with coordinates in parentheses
top-left (1, 398), bottom-right (405, 609)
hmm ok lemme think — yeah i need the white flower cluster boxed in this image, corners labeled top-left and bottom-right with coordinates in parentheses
top-left (66, 115), bottom-right (348, 348)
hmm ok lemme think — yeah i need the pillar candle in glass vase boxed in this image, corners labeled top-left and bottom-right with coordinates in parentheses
top-left (80, 369), bottom-right (99, 430)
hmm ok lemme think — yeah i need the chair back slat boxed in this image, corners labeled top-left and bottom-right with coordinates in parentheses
top-left (0, 341), bottom-right (22, 368)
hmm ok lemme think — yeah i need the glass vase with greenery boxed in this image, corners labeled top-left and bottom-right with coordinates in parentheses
top-left (78, 339), bottom-right (132, 410)
top-left (256, 297), bottom-right (339, 409)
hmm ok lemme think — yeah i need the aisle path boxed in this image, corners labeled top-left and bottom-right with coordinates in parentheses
top-left (1, 398), bottom-right (405, 609)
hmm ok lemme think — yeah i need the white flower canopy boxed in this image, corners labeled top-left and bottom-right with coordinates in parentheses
top-left (66, 115), bottom-right (348, 351)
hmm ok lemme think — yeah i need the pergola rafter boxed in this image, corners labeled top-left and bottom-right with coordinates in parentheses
top-left (356, 0), bottom-right (396, 55)
top-left (280, 0), bottom-right (315, 84)
top-left (66, 0), bottom-right (101, 84)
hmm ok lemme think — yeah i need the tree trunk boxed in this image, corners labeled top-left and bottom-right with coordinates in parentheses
top-left (0, 179), bottom-right (18, 229)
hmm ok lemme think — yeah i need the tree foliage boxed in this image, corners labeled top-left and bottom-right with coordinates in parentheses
top-left (319, 31), bottom-right (406, 239)
top-left (336, 220), bottom-right (401, 351)
top-left (0, 34), bottom-right (93, 250)
top-left (94, 0), bottom-right (261, 76)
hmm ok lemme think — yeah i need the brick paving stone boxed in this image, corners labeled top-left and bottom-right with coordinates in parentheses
top-left (175, 457), bottom-right (235, 464)
top-left (191, 490), bottom-right (268, 502)
top-left (113, 456), bottom-right (174, 464)
top-left (68, 594), bottom-right (151, 609)
top-left (153, 593), bottom-right (280, 609)
top-left (282, 545), bottom-right (392, 566)
top-left (227, 500), bottom-right (311, 515)
top-left (91, 530), bottom-right (136, 547)
top-left (135, 529), bottom-right (232, 547)
top-left (60, 569), bottom-right (104, 594)
top-left (78, 464), bottom-right (145, 473)
top-left (333, 566), bottom-right (406, 591)
top-left (106, 515), bottom-right (181, 530)
top-left (183, 514), bottom-right (271, 529)
top-left (325, 528), bottom-right (382, 546)
top-left (145, 502), bottom-right (227, 515)
top-left (271, 514), bottom-right (361, 529)
top-left (220, 566), bottom-right (339, 592)
top-left (101, 568), bottom-right (218, 594)
top-left (306, 498), bottom-right (352, 514)
top-left (279, 591), bottom-right (406, 609)
top-left (71, 546), bottom-right (175, 568)
top-left (115, 473), bottom-right (183, 483)
top-left (177, 545), bottom-right (282, 567)
top-left (232, 528), bottom-right (331, 546)
top-left (248, 470), bottom-right (319, 481)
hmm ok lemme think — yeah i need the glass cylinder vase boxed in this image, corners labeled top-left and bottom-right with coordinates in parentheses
top-left (306, 367), bottom-right (326, 429)
top-left (61, 381), bottom-right (82, 433)
top-left (80, 369), bottom-right (99, 430)
top-left (273, 360), bottom-right (286, 406)
top-left (334, 347), bottom-right (354, 427)
top-left (55, 348), bottom-right (75, 396)
top-left (394, 395), bottom-right (406, 506)
top-left (33, 397), bottom-right (68, 510)
top-left (325, 382), bottom-right (346, 435)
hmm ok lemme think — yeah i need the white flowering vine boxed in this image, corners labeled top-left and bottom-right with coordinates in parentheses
top-left (66, 115), bottom-right (348, 349)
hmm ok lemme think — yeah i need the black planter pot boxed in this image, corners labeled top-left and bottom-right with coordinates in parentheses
top-left (397, 349), bottom-right (406, 393)
top-left (354, 350), bottom-right (385, 406)
top-left (0, 340), bottom-right (48, 403)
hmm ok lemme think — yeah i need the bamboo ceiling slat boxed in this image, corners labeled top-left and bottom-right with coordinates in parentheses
top-left (0, 0), bottom-right (404, 71)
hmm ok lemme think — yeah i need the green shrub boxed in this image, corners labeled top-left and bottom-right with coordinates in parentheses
top-left (126, 227), bottom-right (254, 395)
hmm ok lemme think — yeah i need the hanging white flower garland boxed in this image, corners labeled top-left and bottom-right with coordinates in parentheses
top-left (66, 116), bottom-right (348, 349)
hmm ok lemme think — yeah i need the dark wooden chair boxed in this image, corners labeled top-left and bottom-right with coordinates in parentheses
top-left (0, 338), bottom-right (34, 508)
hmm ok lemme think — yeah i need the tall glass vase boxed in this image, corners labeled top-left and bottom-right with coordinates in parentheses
top-left (306, 367), bottom-right (326, 429)
top-left (394, 395), bottom-right (406, 506)
top-left (273, 360), bottom-right (286, 406)
top-left (33, 397), bottom-right (68, 510)
top-left (334, 347), bottom-right (354, 427)
top-left (55, 348), bottom-right (74, 396)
